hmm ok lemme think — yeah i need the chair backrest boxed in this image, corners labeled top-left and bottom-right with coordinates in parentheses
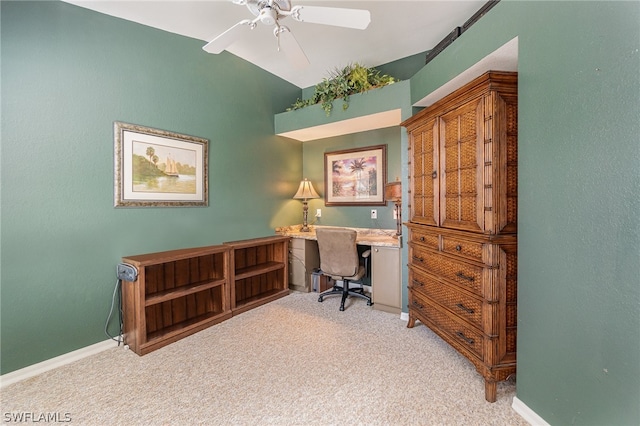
top-left (316, 227), bottom-right (360, 278)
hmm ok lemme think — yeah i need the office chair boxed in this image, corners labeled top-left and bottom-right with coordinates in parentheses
top-left (316, 227), bottom-right (373, 311)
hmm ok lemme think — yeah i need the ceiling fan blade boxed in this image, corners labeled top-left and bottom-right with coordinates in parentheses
top-left (288, 6), bottom-right (371, 30)
top-left (277, 27), bottom-right (309, 69)
top-left (203, 19), bottom-right (252, 54)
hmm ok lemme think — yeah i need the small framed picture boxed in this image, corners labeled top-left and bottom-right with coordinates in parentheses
top-left (324, 144), bottom-right (387, 206)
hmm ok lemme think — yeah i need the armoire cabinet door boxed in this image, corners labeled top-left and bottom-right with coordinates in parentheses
top-left (409, 118), bottom-right (439, 226)
top-left (438, 96), bottom-right (485, 232)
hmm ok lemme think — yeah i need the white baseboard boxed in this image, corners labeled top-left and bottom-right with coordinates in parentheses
top-left (0, 338), bottom-right (120, 388)
top-left (400, 311), bottom-right (409, 322)
top-left (512, 396), bottom-right (550, 426)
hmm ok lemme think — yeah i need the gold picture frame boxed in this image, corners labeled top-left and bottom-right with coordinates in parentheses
top-left (114, 122), bottom-right (208, 207)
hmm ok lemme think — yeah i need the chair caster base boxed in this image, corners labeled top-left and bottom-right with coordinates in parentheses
top-left (316, 280), bottom-right (372, 311)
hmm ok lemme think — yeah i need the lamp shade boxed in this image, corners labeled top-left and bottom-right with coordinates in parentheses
top-left (293, 178), bottom-right (320, 199)
top-left (385, 181), bottom-right (402, 202)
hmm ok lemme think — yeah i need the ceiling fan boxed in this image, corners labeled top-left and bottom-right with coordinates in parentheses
top-left (202, 0), bottom-right (371, 69)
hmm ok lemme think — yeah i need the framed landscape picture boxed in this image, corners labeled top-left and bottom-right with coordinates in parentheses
top-left (324, 144), bottom-right (387, 206)
top-left (114, 122), bottom-right (208, 207)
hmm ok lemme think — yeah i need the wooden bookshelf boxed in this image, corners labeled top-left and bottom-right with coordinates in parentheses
top-left (224, 235), bottom-right (290, 316)
top-left (121, 236), bottom-right (290, 355)
top-left (121, 244), bottom-right (231, 356)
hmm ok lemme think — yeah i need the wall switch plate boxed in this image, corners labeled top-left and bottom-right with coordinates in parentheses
top-left (371, 209), bottom-right (377, 219)
top-left (393, 209), bottom-right (398, 220)
top-left (316, 209), bottom-right (321, 217)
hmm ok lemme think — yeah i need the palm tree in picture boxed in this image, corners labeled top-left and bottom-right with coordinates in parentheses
top-left (333, 181), bottom-right (343, 197)
top-left (331, 161), bottom-right (343, 196)
top-left (146, 146), bottom-right (155, 171)
top-left (369, 167), bottom-right (377, 195)
top-left (349, 158), bottom-right (367, 197)
top-left (332, 161), bottom-right (341, 174)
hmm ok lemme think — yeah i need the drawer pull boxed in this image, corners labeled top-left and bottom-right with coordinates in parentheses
top-left (412, 255), bottom-right (425, 263)
top-left (455, 245), bottom-right (462, 251)
top-left (456, 303), bottom-right (475, 314)
top-left (432, 171), bottom-right (437, 179)
top-left (419, 236), bottom-right (425, 242)
top-left (456, 271), bottom-right (475, 282)
top-left (412, 300), bottom-right (424, 309)
top-left (456, 331), bottom-right (475, 345)
top-left (411, 279), bottom-right (424, 287)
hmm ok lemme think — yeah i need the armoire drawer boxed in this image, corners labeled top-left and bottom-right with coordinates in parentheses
top-left (409, 292), bottom-right (484, 360)
top-left (410, 245), bottom-right (484, 296)
top-left (410, 228), bottom-right (439, 251)
top-left (409, 267), bottom-right (482, 329)
top-left (441, 236), bottom-right (483, 262)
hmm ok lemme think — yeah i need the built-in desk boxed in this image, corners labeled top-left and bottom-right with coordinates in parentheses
top-left (276, 225), bottom-right (402, 314)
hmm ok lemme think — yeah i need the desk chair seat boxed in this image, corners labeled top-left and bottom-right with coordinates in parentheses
top-left (316, 227), bottom-right (373, 311)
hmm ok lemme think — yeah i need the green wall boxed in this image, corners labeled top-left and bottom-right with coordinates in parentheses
top-left (1, 1), bottom-right (302, 374)
top-left (515, 3), bottom-right (639, 424)
top-left (300, 126), bottom-right (401, 230)
top-left (2, 1), bottom-right (639, 425)
top-left (409, 1), bottom-right (639, 424)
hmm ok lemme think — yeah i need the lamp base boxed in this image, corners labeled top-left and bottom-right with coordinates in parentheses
top-left (301, 201), bottom-right (310, 232)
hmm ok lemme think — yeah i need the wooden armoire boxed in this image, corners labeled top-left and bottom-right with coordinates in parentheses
top-left (401, 71), bottom-right (518, 402)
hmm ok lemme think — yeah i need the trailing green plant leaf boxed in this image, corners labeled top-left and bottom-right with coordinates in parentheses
top-left (286, 63), bottom-right (398, 116)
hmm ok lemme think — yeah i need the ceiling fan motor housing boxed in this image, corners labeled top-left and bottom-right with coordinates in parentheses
top-left (259, 7), bottom-right (278, 25)
top-left (247, 0), bottom-right (292, 20)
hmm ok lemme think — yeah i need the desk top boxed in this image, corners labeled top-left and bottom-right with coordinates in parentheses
top-left (275, 225), bottom-right (401, 248)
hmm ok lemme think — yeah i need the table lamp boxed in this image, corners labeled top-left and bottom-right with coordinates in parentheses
top-left (293, 178), bottom-right (320, 232)
top-left (385, 181), bottom-right (402, 236)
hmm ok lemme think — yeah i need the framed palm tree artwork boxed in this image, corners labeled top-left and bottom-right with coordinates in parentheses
top-left (324, 145), bottom-right (387, 206)
top-left (114, 122), bottom-right (208, 207)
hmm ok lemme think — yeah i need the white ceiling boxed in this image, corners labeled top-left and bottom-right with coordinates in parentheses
top-left (62, 0), bottom-right (487, 88)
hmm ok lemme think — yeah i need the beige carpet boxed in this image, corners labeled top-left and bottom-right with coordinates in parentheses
top-left (1, 292), bottom-right (527, 425)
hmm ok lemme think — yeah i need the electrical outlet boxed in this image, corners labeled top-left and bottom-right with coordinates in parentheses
top-left (371, 209), bottom-right (377, 219)
top-left (117, 263), bottom-right (138, 281)
top-left (316, 209), bottom-right (322, 217)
